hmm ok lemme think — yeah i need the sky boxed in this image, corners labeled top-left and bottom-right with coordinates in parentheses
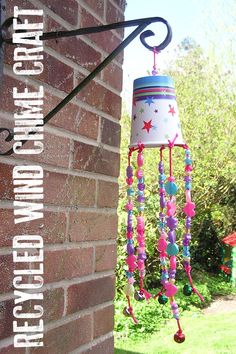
top-left (122, 0), bottom-right (235, 105)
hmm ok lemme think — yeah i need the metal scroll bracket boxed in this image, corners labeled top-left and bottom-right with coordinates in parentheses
top-left (0, 16), bottom-right (172, 155)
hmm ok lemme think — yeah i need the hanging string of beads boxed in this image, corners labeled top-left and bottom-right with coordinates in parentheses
top-left (135, 145), bottom-right (152, 302)
top-left (123, 149), bottom-right (138, 324)
top-left (182, 147), bottom-right (204, 301)
top-left (156, 147), bottom-right (168, 305)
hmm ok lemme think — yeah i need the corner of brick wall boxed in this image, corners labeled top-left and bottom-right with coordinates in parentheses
top-left (0, 0), bottom-right (126, 352)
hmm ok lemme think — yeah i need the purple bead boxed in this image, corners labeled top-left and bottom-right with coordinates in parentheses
top-left (186, 217), bottom-right (191, 228)
top-left (183, 239), bottom-right (189, 246)
top-left (138, 183), bottom-right (145, 191)
top-left (168, 230), bottom-right (176, 243)
top-left (126, 166), bottom-right (133, 178)
top-left (158, 162), bottom-right (164, 174)
top-left (138, 253), bottom-right (147, 260)
top-left (160, 195), bottom-right (166, 208)
top-left (127, 243), bottom-right (135, 255)
top-left (184, 175), bottom-right (192, 182)
top-left (166, 217), bottom-right (178, 229)
top-left (171, 303), bottom-right (178, 310)
top-left (169, 270), bottom-right (176, 278)
top-left (183, 261), bottom-right (190, 267)
top-left (159, 212), bottom-right (165, 218)
top-left (137, 195), bottom-right (145, 203)
top-left (127, 226), bottom-right (133, 232)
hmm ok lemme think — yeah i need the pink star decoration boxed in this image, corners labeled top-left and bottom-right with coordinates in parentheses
top-left (168, 104), bottom-right (176, 116)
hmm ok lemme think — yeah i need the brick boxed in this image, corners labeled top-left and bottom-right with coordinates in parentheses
top-left (44, 248), bottom-right (93, 283)
top-left (0, 345), bottom-right (25, 354)
top-left (43, 90), bottom-right (99, 140)
top-left (0, 75), bottom-right (25, 114)
top-left (30, 314), bottom-right (92, 353)
top-left (107, 1), bottom-right (125, 23)
top-left (101, 118), bottom-right (121, 147)
top-left (0, 209), bottom-right (67, 247)
top-left (94, 305), bottom-right (114, 338)
top-left (0, 288), bottom-right (64, 341)
top-left (38, 53), bottom-right (74, 94)
top-left (40, 0), bottom-right (78, 26)
top-left (83, 0), bottom-right (105, 19)
top-left (73, 142), bottom-right (120, 177)
top-left (0, 255), bottom-right (25, 293)
top-left (80, 336), bottom-right (114, 354)
top-left (45, 16), bottom-right (102, 72)
top-left (97, 180), bottom-right (119, 208)
top-left (76, 73), bottom-right (122, 119)
top-left (67, 275), bottom-right (115, 314)
top-left (80, 8), bottom-right (120, 54)
top-left (68, 211), bottom-right (118, 242)
top-left (44, 171), bottom-right (96, 207)
top-left (0, 163), bottom-right (14, 200)
top-left (95, 244), bottom-right (117, 272)
top-left (103, 62), bottom-right (123, 91)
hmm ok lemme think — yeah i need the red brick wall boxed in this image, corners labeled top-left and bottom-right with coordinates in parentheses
top-left (0, 0), bottom-right (125, 352)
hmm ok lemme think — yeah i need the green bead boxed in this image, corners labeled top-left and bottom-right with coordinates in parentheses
top-left (183, 284), bottom-right (193, 296)
top-left (158, 294), bottom-right (168, 304)
top-left (167, 243), bottom-right (179, 256)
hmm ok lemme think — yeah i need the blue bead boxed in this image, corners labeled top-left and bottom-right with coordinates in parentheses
top-left (167, 243), bottom-right (179, 256)
top-left (165, 181), bottom-right (178, 195)
top-left (126, 271), bottom-right (133, 278)
top-left (185, 149), bottom-right (191, 155)
top-left (137, 190), bottom-right (144, 196)
top-left (139, 177), bottom-right (144, 183)
top-left (138, 206), bottom-right (145, 211)
top-left (128, 210), bottom-right (133, 215)
top-left (185, 158), bottom-right (192, 165)
top-left (173, 314), bottom-right (179, 320)
top-left (159, 221), bottom-right (165, 228)
top-left (159, 174), bottom-right (166, 182)
top-left (127, 239), bottom-right (134, 244)
top-left (185, 182), bottom-right (191, 190)
top-left (127, 188), bottom-right (134, 196)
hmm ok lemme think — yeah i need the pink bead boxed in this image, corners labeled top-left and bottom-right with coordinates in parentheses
top-left (139, 242), bottom-right (145, 247)
top-left (159, 188), bottom-right (165, 194)
top-left (165, 282), bottom-right (178, 297)
top-left (126, 232), bottom-right (132, 239)
top-left (137, 216), bottom-right (144, 224)
top-left (167, 201), bottom-right (176, 216)
top-left (185, 165), bottom-right (193, 172)
top-left (137, 259), bottom-right (145, 270)
top-left (128, 277), bottom-right (135, 284)
top-left (137, 224), bottom-right (144, 232)
top-left (160, 232), bottom-right (167, 239)
top-left (126, 177), bottom-right (133, 185)
top-left (170, 256), bottom-right (176, 269)
top-left (137, 247), bottom-right (145, 253)
top-left (185, 190), bottom-right (191, 202)
top-left (137, 235), bottom-right (145, 243)
top-left (137, 153), bottom-right (144, 167)
top-left (183, 202), bottom-right (196, 217)
top-left (136, 169), bottom-right (144, 179)
top-left (160, 251), bottom-right (168, 258)
top-left (168, 176), bottom-right (175, 182)
top-left (158, 238), bottom-right (167, 252)
top-left (125, 203), bottom-right (133, 211)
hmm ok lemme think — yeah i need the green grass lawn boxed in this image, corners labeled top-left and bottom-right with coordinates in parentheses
top-left (115, 311), bottom-right (236, 354)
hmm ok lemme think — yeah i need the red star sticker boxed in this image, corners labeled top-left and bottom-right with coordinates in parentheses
top-left (142, 120), bottom-right (153, 133)
top-left (168, 105), bottom-right (176, 116)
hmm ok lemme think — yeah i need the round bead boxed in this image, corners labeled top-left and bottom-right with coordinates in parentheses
top-left (127, 188), bottom-right (134, 196)
top-left (158, 294), bottom-right (168, 304)
top-left (126, 166), bottom-right (133, 178)
top-left (167, 217), bottom-right (178, 229)
top-left (158, 238), bottom-right (167, 252)
top-left (158, 162), bottom-right (164, 174)
top-left (167, 243), bottom-right (179, 256)
top-left (123, 307), bottom-right (131, 317)
top-left (124, 283), bottom-right (135, 296)
top-left (174, 331), bottom-right (185, 343)
top-left (168, 230), bottom-right (176, 243)
top-left (134, 290), bottom-right (145, 301)
top-left (165, 181), bottom-right (178, 195)
top-left (136, 169), bottom-right (144, 179)
top-left (183, 284), bottom-right (193, 296)
top-left (127, 243), bottom-right (135, 255)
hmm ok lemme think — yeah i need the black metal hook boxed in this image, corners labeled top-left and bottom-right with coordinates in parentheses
top-left (140, 18), bottom-right (172, 52)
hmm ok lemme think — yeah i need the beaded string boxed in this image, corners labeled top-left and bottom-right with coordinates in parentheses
top-left (135, 145), bottom-right (152, 302)
top-left (182, 148), bottom-right (204, 302)
top-left (123, 149), bottom-right (138, 324)
top-left (156, 146), bottom-right (168, 305)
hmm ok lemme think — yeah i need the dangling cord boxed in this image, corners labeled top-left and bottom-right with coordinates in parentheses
top-left (123, 148), bottom-right (138, 324)
top-left (156, 146), bottom-right (169, 305)
top-left (152, 46), bottom-right (159, 76)
top-left (165, 137), bottom-right (185, 343)
top-left (182, 147), bottom-right (204, 302)
top-left (136, 143), bottom-right (152, 302)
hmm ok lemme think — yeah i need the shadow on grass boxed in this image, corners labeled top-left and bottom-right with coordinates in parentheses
top-left (115, 349), bottom-right (143, 354)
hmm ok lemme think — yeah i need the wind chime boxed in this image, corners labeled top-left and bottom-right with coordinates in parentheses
top-left (123, 47), bottom-right (204, 343)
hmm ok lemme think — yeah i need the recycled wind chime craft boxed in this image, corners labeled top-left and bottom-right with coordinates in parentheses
top-left (123, 42), bottom-right (204, 343)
